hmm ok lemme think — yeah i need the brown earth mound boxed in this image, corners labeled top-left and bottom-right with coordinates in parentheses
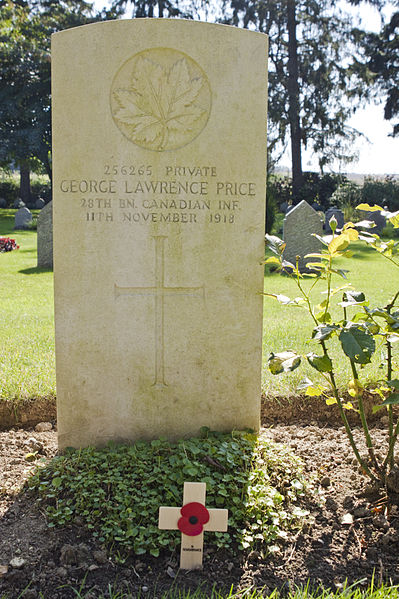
top-left (1, 422), bottom-right (398, 599)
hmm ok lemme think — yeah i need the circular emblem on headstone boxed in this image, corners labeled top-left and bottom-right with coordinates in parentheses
top-left (110, 48), bottom-right (212, 151)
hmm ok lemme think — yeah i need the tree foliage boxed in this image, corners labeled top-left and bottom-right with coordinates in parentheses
top-left (361, 9), bottom-right (399, 136)
top-left (220, 0), bottom-right (370, 199)
top-left (0, 0), bottom-right (98, 184)
top-left (107, 0), bottom-right (189, 18)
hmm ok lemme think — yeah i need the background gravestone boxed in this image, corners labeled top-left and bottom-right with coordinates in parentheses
top-left (0, 198), bottom-right (6, 209)
top-left (35, 198), bottom-right (45, 210)
top-left (52, 19), bottom-right (268, 449)
top-left (14, 207), bottom-right (32, 230)
top-left (325, 207), bottom-right (344, 233)
top-left (283, 200), bottom-right (323, 272)
top-left (37, 201), bottom-right (53, 268)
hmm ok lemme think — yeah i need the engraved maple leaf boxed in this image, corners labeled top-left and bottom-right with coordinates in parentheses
top-left (113, 56), bottom-right (206, 149)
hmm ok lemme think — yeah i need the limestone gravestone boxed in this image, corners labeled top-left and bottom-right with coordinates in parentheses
top-left (325, 207), bottom-right (344, 233)
top-left (283, 200), bottom-right (322, 272)
top-left (37, 201), bottom-right (53, 268)
top-left (14, 206), bottom-right (32, 230)
top-left (52, 19), bottom-right (268, 449)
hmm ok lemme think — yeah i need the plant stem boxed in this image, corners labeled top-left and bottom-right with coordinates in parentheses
top-left (350, 360), bottom-right (380, 475)
top-left (382, 291), bottom-right (398, 473)
top-left (324, 346), bottom-right (378, 482)
top-left (323, 253), bottom-right (332, 321)
top-left (387, 339), bottom-right (394, 470)
top-left (383, 418), bottom-right (399, 474)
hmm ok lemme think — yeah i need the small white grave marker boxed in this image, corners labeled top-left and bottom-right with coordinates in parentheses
top-left (158, 482), bottom-right (228, 570)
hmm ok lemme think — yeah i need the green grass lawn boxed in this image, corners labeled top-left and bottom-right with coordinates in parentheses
top-left (0, 210), bottom-right (55, 401)
top-left (0, 210), bottom-right (396, 402)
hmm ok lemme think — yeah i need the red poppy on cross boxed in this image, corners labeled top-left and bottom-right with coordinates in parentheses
top-left (158, 482), bottom-right (228, 570)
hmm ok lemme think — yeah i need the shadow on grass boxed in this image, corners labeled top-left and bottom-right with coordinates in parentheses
top-left (18, 248), bottom-right (37, 255)
top-left (19, 266), bottom-right (53, 275)
top-left (347, 244), bottom-right (376, 260)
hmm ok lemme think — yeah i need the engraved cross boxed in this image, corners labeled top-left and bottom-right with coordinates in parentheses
top-left (115, 236), bottom-right (204, 388)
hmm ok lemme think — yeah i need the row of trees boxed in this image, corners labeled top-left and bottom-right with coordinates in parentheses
top-left (0, 0), bottom-right (398, 203)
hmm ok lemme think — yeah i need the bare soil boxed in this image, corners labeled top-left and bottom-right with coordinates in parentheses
top-left (1, 421), bottom-right (399, 599)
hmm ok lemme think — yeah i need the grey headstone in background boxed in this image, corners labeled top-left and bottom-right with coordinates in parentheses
top-left (363, 210), bottom-right (386, 233)
top-left (13, 198), bottom-right (25, 209)
top-left (37, 201), bottom-right (53, 268)
top-left (14, 207), bottom-right (32, 230)
top-left (280, 201), bottom-right (290, 214)
top-left (325, 207), bottom-right (344, 233)
top-left (283, 200), bottom-right (323, 272)
top-left (0, 198), bottom-right (7, 208)
top-left (35, 198), bottom-right (45, 210)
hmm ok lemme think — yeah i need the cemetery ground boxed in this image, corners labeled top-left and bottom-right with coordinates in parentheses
top-left (0, 212), bottom-right (398, 598)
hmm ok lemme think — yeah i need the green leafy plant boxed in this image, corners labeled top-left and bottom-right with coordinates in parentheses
top-left (264, 204), bottom-right (399, 492)
top-left (28, 430), bottom-right (319, 558)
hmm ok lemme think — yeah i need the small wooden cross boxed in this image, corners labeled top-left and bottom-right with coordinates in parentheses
top-left (158, 482), bottom-right (228, 570)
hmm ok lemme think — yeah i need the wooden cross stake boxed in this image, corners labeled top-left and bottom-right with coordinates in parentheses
top-left (158, 482), bottom-right (228, 570)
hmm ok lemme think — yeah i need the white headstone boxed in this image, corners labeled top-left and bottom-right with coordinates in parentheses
top-left (52, 19), bottom-right (268, 448)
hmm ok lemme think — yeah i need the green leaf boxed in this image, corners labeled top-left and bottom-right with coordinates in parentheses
top-left (388, 380), bottom-right (399, 390)
top-left (315, 311), bottom-right (332, 324)
top-left (296, 377), bottom-right (314, 391)
top-left (265, 234), bottom-right (286, 256)
top-left (328, 234), bottom-right (349, 255)
top-left (296, 377), bottom-right (326, 396)
top-left (342, 402), bottom-right (357, 411)
top-left (263, 256), bottom-right (281, 266)
top-left (306, 353), bottom-right (332, 373)
top-left (312, 234), bottom-right (329, 246)
top-left (312, 324), bottom-right (339, 342)
top-left (326, 397), bottom-right (337, 405)
top-left (329, 284), bottom-right (352, 297)
top-left (381, 393), bottom-right (399, 406)
top-left (264, 294), bottom-right (304, 306)
top-left (305, 384), bottom-right (326, 397)
top-left (330, 269), bottom-right (349, 279)
top-left (268, 351), bottom-right (301, 374)
top-left (339, 325), bottom-right (376, 364)
top-left (272, 294), bottom-right (291, 304)
top-left (356, 221), bottom-right (378, 230)
top-left (356, 203), bottom-right (384, 212)
top-left (387, 211), bottom-right (399, 228)
top-left (338, 291), bottom-right (367, 308)
top-left (281, 259), bottom-right (296, 270)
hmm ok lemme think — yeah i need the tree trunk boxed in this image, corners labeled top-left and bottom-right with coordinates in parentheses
top-left (287, 0), bottom-right (303, 203)
top-left (19, 160), bottom-right (32, 205)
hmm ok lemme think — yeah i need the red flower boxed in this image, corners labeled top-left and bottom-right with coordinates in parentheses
top-left (177, 502), bottom-right (210, 536)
